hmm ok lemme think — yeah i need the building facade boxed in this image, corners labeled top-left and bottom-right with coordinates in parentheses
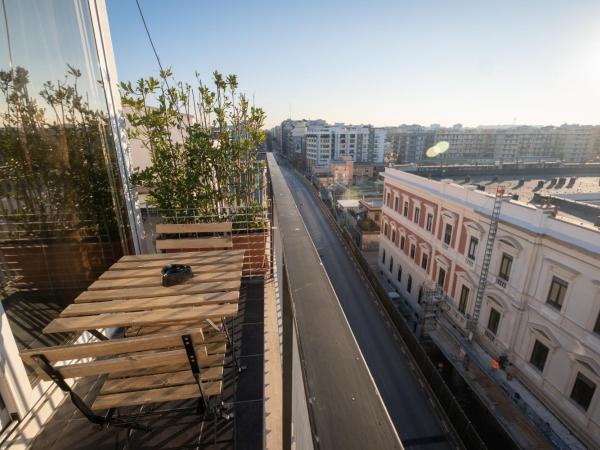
top-left (378, 168), bottom-right (600, 448)
top-left (387, 124), bottom-right (600, 164)
top-left (284, 122), bottom-right (386, 168)
top-left (0, 0), bottom-right (142, 444)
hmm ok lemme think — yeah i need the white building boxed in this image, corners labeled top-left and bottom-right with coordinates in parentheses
top-left (301, 124), bottom-right (386, 167)
top-left (387, 124), bottom-right (599, 164)
top-left (305, 126), bottom-right (333, 167)
top-left (378, 168), bottom-right (600, 448)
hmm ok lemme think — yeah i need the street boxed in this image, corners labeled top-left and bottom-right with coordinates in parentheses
top-left (279, 161), bottom-right (453, 449)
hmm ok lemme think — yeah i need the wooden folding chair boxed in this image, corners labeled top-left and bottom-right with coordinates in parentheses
top-left (155, 223), bottom-right (233, 252)
top-left (20, 328), bottom-right (230, 431)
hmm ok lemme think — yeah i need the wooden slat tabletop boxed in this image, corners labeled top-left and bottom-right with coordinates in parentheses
top-left (109, 254), bottom-right (243, 271)
top-left (118, 250), bottom-right (244, 262)
top-left (44, 303), bottom-right (239, 334)
top-left (99, 263), bottom-right (235, 280)
top-left (44, 251), bottom-right (244, 334)
top-left (88, 271), bottom-right (242, 291)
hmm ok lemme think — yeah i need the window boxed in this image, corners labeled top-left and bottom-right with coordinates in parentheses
top-left (594, 312), bottom-right (600, 335)
top-left (381, 249), bottom-right (386, 264)
top-left (403, 201), bottom-right (409, 217)
top-left (570, 372), bottom-right (596, 411)
top-left (400, 236), bottom-right (405, 250)
top-left (410, 244), bottom-right (416, 260)
top-left (394, 197), bottom-right (399, 212)
top-left (383, 223), bottom-right (388, 236)
top-left (459, 285), bottom-right (469, 314)
top-left (467, 236), bottom-right (478, 260)
top-left (498, 253), bottom-right (513, 281)
top-left (414, 207), bottom-right (420, 224)
top-left (426, 214), bottom-right (433, 232)
top-left (397, 266), bottom-right (402, 282)
top-left (437, 268), bottom-right (446, 288)
top-left (386, 192), bottom-right (391, 207)
top-left (487, 308), bottom-right (501, 335)
top-left (389, 257), bottom-right (394, 273)
top-left (391, 230), bottom-right (396, 243)
top-left (546, 276), bottom-right (568, 310)
top-left (444, 223), bottom-right (452, 245)
top-left (421, 253), bottom-right (428, 270)
top-left (529, 340), bottom-right (549, 372)
top-left (407, 275), bottom-right (413, 293)
top-left (418, 286), bottom-right (423, 303)
top-left (0, 1), bottom-right (134, 383)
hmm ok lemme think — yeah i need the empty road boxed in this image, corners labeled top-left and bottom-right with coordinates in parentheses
top-left (279, 160), bottom-right (453, 450)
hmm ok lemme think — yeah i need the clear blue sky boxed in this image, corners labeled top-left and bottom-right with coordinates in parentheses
top-left (107, 0), bottom-right (600, 128)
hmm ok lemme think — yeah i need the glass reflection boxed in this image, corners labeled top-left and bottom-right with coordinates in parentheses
top-left (0, 0), bottom-right (132, 382)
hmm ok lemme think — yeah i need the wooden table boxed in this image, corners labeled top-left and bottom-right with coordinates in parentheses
top-left (43, 249), bottom-right (245, 335)
top-left (25, 249), bottom-right (245, 415)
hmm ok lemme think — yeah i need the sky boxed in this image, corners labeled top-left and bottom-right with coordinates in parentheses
top-left (107, 0), bottom-right (600, 129)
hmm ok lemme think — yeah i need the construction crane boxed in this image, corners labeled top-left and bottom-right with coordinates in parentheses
top-left (467, 185), bottom-right (506, 339)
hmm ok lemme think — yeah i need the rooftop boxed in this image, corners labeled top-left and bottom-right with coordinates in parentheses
top-left (383, 168), bottom-right (600, 253)
top-left (454, 175), bottom-right (600, 228)
top-left (360, 198), bottom-right (383, 209)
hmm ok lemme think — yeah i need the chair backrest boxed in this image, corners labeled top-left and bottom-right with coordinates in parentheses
top-left (20, 328), bottom-right (206, 381)
top-left (155, 222), bottom-right (233, 252)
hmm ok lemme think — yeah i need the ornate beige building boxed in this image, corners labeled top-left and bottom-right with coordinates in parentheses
top-left (379, 168), bottom-right (600, 448)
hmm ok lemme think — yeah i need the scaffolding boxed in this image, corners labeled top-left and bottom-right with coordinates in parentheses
top-left (419, 281), bottom-right (445, 341)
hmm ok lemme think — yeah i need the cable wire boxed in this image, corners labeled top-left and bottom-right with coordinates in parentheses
top-left (134, 0), bottom-right (166, 75)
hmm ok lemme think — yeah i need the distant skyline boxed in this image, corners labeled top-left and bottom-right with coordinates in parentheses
top-left (107, 0), bottom-right (600, 128)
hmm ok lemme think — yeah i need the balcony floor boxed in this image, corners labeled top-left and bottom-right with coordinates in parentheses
top-left (29, 280), bottom-right (264, 450)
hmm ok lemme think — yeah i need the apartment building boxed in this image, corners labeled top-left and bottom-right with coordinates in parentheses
top-left (281, 121), bottom-right (386, 167)
top-left (331, 125), bottom-right (386, 163)
top-left (279, 118), bottom-right (327, 159)
top-left (387, 124), bottom-right (599, 164)
top-left (378, 168), bottom-right (600, 448)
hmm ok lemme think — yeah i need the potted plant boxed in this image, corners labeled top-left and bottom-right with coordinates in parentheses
top-left (121, 70), bottom-right (269, 275)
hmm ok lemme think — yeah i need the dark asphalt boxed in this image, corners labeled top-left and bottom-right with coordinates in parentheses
top-left (279, 160), bottom-right (453, 450)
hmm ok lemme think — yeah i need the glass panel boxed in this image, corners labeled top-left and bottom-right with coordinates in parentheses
top-left (488, 308), bottom-right (501, 334)
top-left (0, 0), bottom-right (133, 383)
top-left (570, 372), bottom-right (596, 411)
top-left (459, 286), bottom-right (469, 313)
top-left (437, 268), bottom-right (446, 287)
top-left (444, 223), bottom-right (452, 244)
top-left (530, 340), bottom-right (549, 372)
top-left (468, 237), bottom-right (478, 259)
top-left (594, 312), bottom-right (600, 335)
top-left (499, 253), bottom-right (513, 281)
top-left (547, 276), bottom-right (567, 310)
